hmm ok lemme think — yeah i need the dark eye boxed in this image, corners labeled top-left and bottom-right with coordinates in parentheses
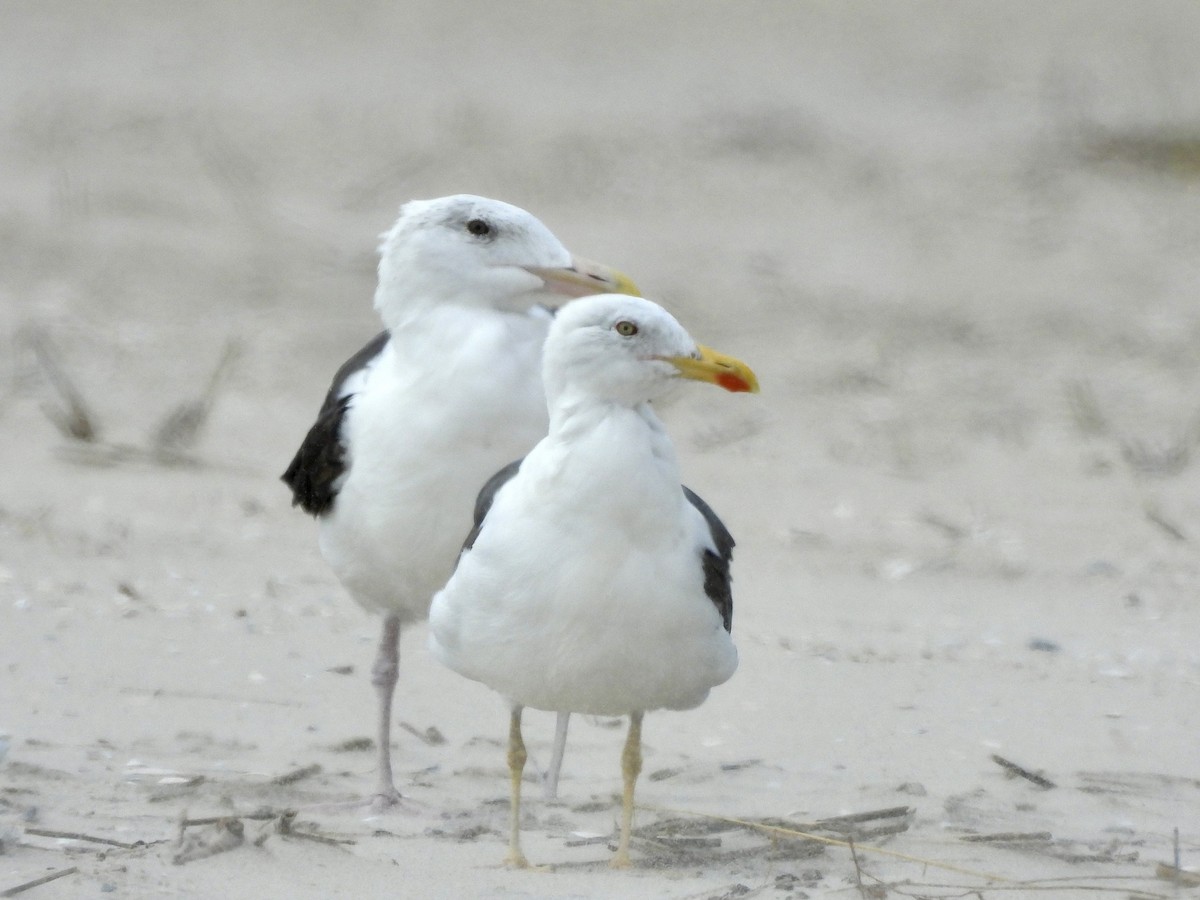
top-left (466, 218), bottom-right (492, 237)
top-left (614, 320), bottom-right (638, 337)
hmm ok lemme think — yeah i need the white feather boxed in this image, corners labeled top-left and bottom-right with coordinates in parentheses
top-left (318, 196), bottom-right (586, 620)
top-left (429, 295), bottom-right (739, 716)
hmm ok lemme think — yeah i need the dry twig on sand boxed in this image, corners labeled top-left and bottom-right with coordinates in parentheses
top-left (961, 831), bottom-right (1053, 843)
top-left (150, 339), bottom-right (243, 459)
top-left (180, 809), bottom-right (280, 828)
top-left (641, 804), bottom-right (1178, 898)
top-left (990, 753), bottom-right (1056, 789)
top-left (1064, 379), bottom-right (1110, 437)
top-left (1143, 503), bottom-right (1188, 542)
top-left (0, 866), bottom-right (79, 898)
top-left (174, 808), bottom-right (354, 862)
top-left (25, 331), bottom-right (98, 442)
top-left (172, 817), bottom-right (244, 865)
top-left (23, 827), bottom-right (147, 850)
top-left (30, 336), bottom-right (248, 471)
top-left (399, 722), bottom-right (447, 746)
top-left (270, 763), bottom-right (321, 786)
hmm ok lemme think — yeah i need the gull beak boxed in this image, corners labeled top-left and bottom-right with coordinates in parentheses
top-left (525, 255), bottom-right (641, 299)
top-left (665, 345), bottom-right (760, 394)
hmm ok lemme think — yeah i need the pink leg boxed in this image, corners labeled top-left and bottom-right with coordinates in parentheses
top-left (542, 710), bottom-right (570, 800)
top-left (370, 613), bottom-right (403, 808)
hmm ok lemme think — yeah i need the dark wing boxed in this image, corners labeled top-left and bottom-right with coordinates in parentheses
top-left (683, 486), bottom-right (735, 633)
top-left (281, 330), bottom-right (390, 516)
top-left (456, 458), bottom-right (523, 563)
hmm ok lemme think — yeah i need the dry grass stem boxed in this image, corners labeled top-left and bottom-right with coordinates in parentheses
top-left (151, 338), bottom-right (243, 458)
top-left (990, 754), bottom-right (1056, 789)
top-left (270, 763), bottom-right (321, 786)
top-left (23, 827), bottom-right (147, 850)
top-left (1144, 504), bottom-right (1188, 542)
top-left (26, 331), bottom-right (98, 442)
top-left (639, 804), bottom-right (1012, 884)
top-left (960, 832), bottom-right (1053, 843)
top-left (0, 866), bottom-right (79, 898)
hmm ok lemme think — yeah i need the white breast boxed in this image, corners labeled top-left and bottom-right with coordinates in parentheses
top-left (428, 405), bottom-right (738, 714)
top-left (320, 307), bottom-right (552, 619)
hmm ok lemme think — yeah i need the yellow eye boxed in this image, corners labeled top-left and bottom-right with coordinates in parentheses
top-left (615, 320), bottom-right (638, 337)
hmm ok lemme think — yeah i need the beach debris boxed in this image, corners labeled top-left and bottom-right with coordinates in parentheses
top-left (648, 767), bottom-right (684, 782)
top-left (1064, 379), bottom-right (1110, 437)
top-left (399, 722), bottom-right (446, 746)
top-left (270, 763), bottom-right (321, 786)
top-left (1076, 770), bottom-right (1200, 796)
top-left (150, 338), bottom-right (242, 460)
top-left (773, 870), bottom-right (823, 892)
top-left (27, 333), bottom-right (250, 471)
top-left (564, 832), bottom-right (611, 847)
top-left (174, 808), bottom-right (353, 863)
top-left (705, 883), bottom-right (756, 900)
top-left (990, 754), bottom-right (1056, 789)
top-left (172, 816), bottom-right (244, 865)
top-left (1085, 127), bottom-right (1200, 180)
top-left (627, 806), bottom-right (913, 866)
top-left (25, 330), bottom-right (98, 443)
top-left (719, 758), bottom-right (763, 772)
top-left (0, 866), bottom-right (79, 897)
top-left (178, 810), bottom-right (278, 828)
top-left (1144, 503), bottom-right (1188, 542)
top-left (1156, 863), bottom-right (1200, 887)
top-left (260, 810), bottom-right (355, 848)
top-left (1156, 826), bottom-right (1199, 886)
top-left (330, 736), bottom-right (374, 753)
top-left (1027, 638), bottom-right (1061, 653)
top-left (22, 827), bottom-right (148, 850)
top-left (960, 831), bottom-right (1053, 844)
top-left (1122, 435), bottom-right (1192, 478)
top-left (425, 823), bottom-right (499, 843)
top-left (1064, 378), bottom-right (1197, 479)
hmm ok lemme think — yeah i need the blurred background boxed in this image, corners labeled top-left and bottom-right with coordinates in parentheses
top-left (4, 1), bottom-right (1200, 587)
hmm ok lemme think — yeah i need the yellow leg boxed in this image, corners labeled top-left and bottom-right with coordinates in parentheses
top-left (611, 711), bottom-right (643, 868)
top-left (506, 706), bottom-right (530, 868)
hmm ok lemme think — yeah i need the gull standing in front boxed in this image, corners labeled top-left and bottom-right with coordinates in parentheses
top-left (283, 196), bottom-right (638, 808)
top-left (430, 294), bottom-right (757, 867)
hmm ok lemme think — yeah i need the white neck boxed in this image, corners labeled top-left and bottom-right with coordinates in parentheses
top-left (536, 397), bottom-right (683, 543)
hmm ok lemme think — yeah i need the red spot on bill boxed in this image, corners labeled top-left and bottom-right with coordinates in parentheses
top-left (716, 371), bottom-right (753, 393)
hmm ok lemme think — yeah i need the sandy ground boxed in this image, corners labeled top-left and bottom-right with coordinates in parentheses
top-left (2, 3), bottom-right (1200, 898)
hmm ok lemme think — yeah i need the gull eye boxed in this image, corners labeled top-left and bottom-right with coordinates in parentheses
top-left (466, 218), bottom-right (492, 237)
top-left (614, 320), bottom-right (638, 337)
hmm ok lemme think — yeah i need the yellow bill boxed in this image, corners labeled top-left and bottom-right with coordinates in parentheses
top-left (666, 345), bottom-right (759, 394)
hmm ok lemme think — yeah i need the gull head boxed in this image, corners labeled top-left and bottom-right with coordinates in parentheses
top-left (374, 195), bottom-right (637, 330)
top-left (543, 294), bottom-right (758, 407)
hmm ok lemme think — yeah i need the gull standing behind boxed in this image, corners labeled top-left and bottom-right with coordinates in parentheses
top-left (429, 294), bottom-right (758, 867)
top-left (282, 196), bottom-right (638, 808)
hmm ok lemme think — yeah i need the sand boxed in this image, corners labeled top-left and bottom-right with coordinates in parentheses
top-left (2, 3), bottom-right (1199, 898)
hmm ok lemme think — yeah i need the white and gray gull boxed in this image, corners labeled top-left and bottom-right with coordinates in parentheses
top-left (429, 293), bottom-right (758, 867)
top-left (282, 195), bottom-right (638, 808)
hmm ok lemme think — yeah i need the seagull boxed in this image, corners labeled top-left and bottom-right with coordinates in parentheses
top-left (429, 294), bottom-right (758, 867)
top-left (282, 195), bottom-right (638, 808)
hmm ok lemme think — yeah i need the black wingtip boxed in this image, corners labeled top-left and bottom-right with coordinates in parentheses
top-left (282, 331), bottom-right (391, 518)
top-left (684, 486), bottom-right (736, 634)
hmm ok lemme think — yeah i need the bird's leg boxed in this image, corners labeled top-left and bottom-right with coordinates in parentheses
top-left (506, 705), bottom-right (531, 868)
top-left (611, 711), bottom-right (644, 868)
top-left (370, 613), bottom-right (403, 808)
top-left (542, 711), bottom-right (571, 801)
